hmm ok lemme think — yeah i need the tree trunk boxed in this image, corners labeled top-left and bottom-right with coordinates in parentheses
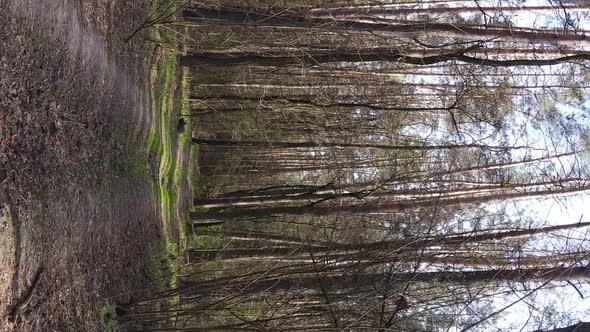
top-left (192, 138), bottom-right (522, 152)
top-left (182, 7), bottom-right (590, 47)
top-left (535, 322), bottom-right (590, 332)
top-left (191, 181), bottom-right (590, 220)
top-left (310, 5), bottom-right (587, 18)
top-left (180, 49), bottom-right (590, 68)
top-left (192, 265), bottom-right (590, 295)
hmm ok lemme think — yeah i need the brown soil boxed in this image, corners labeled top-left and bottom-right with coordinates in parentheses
top-left (0, 0), bottom-right (161, 330)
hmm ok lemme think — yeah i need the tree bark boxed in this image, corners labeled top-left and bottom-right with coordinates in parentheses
top-left (187, 221), bottom-right (590, 261)
top-left (191, 181), bottom-right (590, 220)
top-left (180, 49), bottom-right (590, 68)
top-left (182, 7), bottom-right (590, 47)
top-left (192, 265), bottom-right (590, 295)
top-left (192, 138), bottom-right (522, 152)
top-left (535, 322), bottom-right (590, 332)
top-left (310, 5), bottom-right (587, 18)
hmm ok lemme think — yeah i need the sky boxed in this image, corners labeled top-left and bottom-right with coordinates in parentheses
top-left (416, 0), bottom-right (590, 329)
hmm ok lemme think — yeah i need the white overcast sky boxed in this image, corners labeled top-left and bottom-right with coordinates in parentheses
top-left (430, 0), bottom-right (590, 330)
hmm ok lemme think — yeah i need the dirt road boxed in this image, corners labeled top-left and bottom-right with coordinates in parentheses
top-left (0, 0), bottom-right (161, 329)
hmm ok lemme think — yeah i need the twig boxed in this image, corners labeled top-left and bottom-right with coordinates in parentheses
top-left (7, 266), bottom-right (45, 321)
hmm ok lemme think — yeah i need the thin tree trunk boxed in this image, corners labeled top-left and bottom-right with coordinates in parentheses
top-left (191, 181), bottom-right (590, 220)
top-left (535, 322), bottom-right (590, 332)
top-left (182, 7), bottom-right (590, 47)
top-left (180, 49), bottom-right (590, 68)
top-left (189, 265), bottom-right (590, 295)
top-left (187, 221), bottom-right (590, 260)
top-left (192, 138), bottom-right (524, 152)
top-left (310, 5), bottom-right (587, 17)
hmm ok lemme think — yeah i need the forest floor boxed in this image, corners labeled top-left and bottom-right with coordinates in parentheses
top-left (0, 0), bottom-right (193, 330)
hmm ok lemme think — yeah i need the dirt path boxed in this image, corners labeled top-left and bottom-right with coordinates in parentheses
top-left (8, 0), bottom-right (153, 138)
top-left (0, 0), bottom-right (161, 330)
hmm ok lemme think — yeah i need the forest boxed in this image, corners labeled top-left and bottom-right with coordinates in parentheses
top-left (124, 0), bottom-right (590, 331)
top-left (3, 0), bottom-right (590, 331)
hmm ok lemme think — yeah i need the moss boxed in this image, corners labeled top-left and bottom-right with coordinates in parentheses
top-left (149, 30), bottom-right (179, 235)
top-left (147, 16), bottom-right (201, 296)
top-left (98, 303), bottom-right (118, 332)
top-left (189, 144), bottom-right (202, 199)
top-left (193, 224), bottom-right (225, 249)
top-left (196, 260), bottom-right (226, 280)
top-left (194, 235), bottom-right (226, 249)
top-left (147, 240), bottom-right (180, 289)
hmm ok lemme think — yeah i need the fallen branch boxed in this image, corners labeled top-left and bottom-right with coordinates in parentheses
top-left (8, 266), bottom-right (45, 322)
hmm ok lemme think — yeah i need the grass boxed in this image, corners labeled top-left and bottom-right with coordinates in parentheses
top-left (147, 30), bottom-right (182, 246)
top-left (143, 1), bottom-right (201, 315)
top-left (89, 1), bottom-right (198, 329)
top-left (141, 239), bottom-right (182, 328)
top-left (193, 224), bottom-right (225, 249)
top-left (188, 144), bottom-right (201, 199)
top-left (146, 240), bottom-right (181, 289)
top-left (98, 303), bottom-right (118, 332)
